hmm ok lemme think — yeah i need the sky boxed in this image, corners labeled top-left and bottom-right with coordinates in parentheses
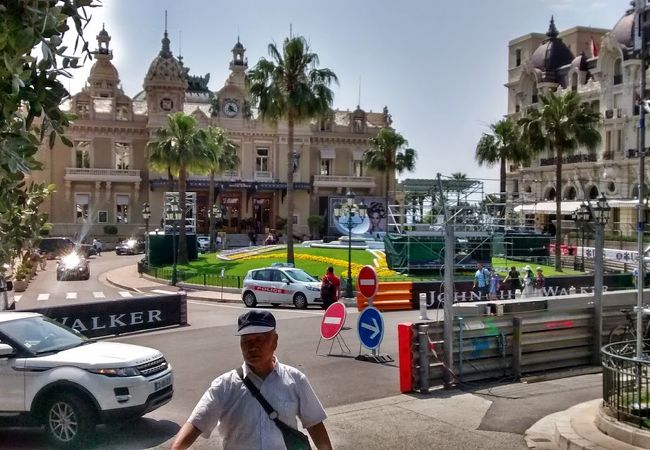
top-left (65, 0), bottom-right (630, 194)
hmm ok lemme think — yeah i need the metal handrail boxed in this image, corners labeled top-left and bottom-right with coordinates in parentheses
top-left (600, 340), bottom-right (650, 429)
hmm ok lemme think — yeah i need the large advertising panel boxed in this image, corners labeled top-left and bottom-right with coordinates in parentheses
top-left (328, 196), bottom-right (387, 236)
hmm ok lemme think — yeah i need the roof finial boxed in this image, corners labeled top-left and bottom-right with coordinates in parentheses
top-left (160, 10), bottom-right (171, 57)
top-left (547, 15), bottom-right (559, 38)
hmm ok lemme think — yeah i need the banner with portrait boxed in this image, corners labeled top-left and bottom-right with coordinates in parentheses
top-left (327, 196), bottom-right (387, 236)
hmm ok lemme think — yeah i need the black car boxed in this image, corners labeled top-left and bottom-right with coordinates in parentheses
top-left (115, 238), bottom-right (145, 255)
top-left (38, 237), bottom-right (96, 259)
top-left (56, 253), bottom-right (90, 281)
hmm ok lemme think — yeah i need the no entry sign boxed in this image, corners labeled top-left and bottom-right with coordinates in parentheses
top-left (320, 302), bottom-right (346, 340)
top-left (358, 265), bottom-right (378, 298)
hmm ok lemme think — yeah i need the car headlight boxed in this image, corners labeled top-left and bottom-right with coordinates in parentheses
top-left (306, 285), bottom-right (320, 292)
top-left (88, 367), bottom-right (140, 377)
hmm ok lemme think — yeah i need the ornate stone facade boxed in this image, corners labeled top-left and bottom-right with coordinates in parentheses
top-left (34, 27), bottom-right (393, 240)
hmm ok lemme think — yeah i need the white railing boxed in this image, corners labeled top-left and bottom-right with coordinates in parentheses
top-left (313, 175), bottom-right (376, 187)
top-left (64, 167), bottom-right (141, 181)
top-left (254, 171), bottom-right (273, 180)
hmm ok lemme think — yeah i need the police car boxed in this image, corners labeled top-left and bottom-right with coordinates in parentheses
top-left (241, 264), bottom-right (323, 309)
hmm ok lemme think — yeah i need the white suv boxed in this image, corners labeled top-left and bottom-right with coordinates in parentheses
top-left (0, 312), bottom-right (173, 449)
top-left (242, 265), bottom-right (324, 309)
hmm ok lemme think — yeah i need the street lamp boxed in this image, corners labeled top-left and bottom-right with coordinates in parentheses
top-left (165, 197), bottom-right (182, 286)
top-left (572, 202), bottom-right (591, 272)
top-left (591, 194), bottom-right (610, 364)
top-left (142, 202), bottom-right (151, 262)
top-left (334, 191), bottom-right (367, 298)
top-left (210, 203), bottom-right (223, 252)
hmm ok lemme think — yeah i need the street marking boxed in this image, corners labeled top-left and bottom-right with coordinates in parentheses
top-left (93, 291), bottom-right (105, 298)
top-left (152, 289), bottom-right (177, 295)
top-left (37, 293), bottom-right (50, 301)
top-left (14, 295), bottom-right (21, 303)
top-left (324, 317), bottom-right (342, 325)
top-left (66, 292), bottom-right (77, 300)
top-left (118, 291), bottom-right (133, 298)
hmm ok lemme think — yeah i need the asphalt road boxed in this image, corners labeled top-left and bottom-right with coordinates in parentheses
top-left (13, 253), bottom-right (143, 308)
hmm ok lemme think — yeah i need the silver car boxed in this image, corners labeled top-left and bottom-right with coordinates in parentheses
top-left (241, 266), bottom-right (322, 309)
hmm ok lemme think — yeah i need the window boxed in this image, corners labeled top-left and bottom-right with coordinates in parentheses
top-left (515, 49), bottom-right (521, 67)
top-left (116, 104), bottom-right (129, 121)
top-left (320, 159), bottom-right (332, 175)
top-left (571, 73), bottom-right (578, 92)
top-left (256, 148), bottom-right (269, 172)
top-left (115, 142), bottom-right (130, 170)
top-left (76, 102), bottom-right (90, 118)
top-left (354, 161), bottom-right (363, 177)
top-left (613, 59), bottom-right (622, 85)
top-left (75, 141), bottom-right (91, 168)
top-left (98, 211), bottom-right (108, 223)
top-left (515, 104), bottom-right (520, 113)
top-left (605, 131), bottom-right (611, 152)
top-left (616, 130), bottom-right (623, 152)
top-left (292, 215), bottom-right (298, 225)
top-left (116, 194), bottom-right (129, 223)
top-left (75, 193), bottom-right (90, 223)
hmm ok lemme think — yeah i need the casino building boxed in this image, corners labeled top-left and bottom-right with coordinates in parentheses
top-left (34, 25), bottom-right (394, 241)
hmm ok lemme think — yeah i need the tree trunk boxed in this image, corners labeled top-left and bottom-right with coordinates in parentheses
top-left (286, 114), bottom-right (295, 264)
top-left (208, 169), bottom-right (216, 252)
top-left (499, 157), bottom-right (507, 219)
top-left (178, 166), bottom-right (188, 265)
top-left (167, 167), bottom-right (174, 194)
top-left (385, 168), bottom-right (390, 226)
top-left (554, 149), bottom-right (563, 272)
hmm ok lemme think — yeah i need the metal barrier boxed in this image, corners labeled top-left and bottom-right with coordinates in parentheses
top-left (142, 264), bottom-right (242, 288)
top-left (601, 340), bottom-right (650, 429)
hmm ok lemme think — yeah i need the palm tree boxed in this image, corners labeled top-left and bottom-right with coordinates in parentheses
top-left (364, 127), bottom-right (417, 223)
top-left (450, 172), bottom-right (468, 206)
top-left (247, 35), bottom-right (338, 265)
top-left (198, 126), bottom-right (240, 252)
top-left (147, 112), bottom-right (204, 265)
top-left (475, 118), bottom-right (526, 210)
top-left (518, 90), bottom-right (601, 271)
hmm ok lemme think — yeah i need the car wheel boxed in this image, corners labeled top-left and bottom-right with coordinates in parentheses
top-left (243, 291), bottom-right (257, 308)
top-left (293, 293), bottom-right (308, 309)
top-left (43, 393), bottom-right (96, 449)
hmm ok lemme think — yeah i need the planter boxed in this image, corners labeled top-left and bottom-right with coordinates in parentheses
top-left (13, 280), bottom-right (28, 292)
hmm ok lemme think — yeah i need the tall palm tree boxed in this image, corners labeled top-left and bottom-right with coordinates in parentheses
top-left (364, 127), bottom-right (417, 224)
top-left (450, 172), bottom-right (468, 206)
top-left (147, 112), bottom-right (204, 264)
top-left (198, 126), bottom-right (240, 252)
top-left (247, 35), bottom-right (338, 264)
top-left (518, 90), bottom-right (601, 271)
top-left (475, 118), bottom-right (526, 209)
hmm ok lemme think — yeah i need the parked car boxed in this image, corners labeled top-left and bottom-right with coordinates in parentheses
top-left (241, 266), bottom-right (324, 309)
top-left (197, 235), bottom-right (210, 253)
top-left (115, 238), bottom-right (145, 255)
top-left (0, 312), bottom-right (173, 448)
top-left (56, 253), bottom-right (90, 281)
top-left (38, 237), bottom-right (96, 259)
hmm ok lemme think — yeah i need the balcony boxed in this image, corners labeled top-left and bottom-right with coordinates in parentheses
top-left (539, 153), bottom-right (597, 166)
top-left (312, 175), bottom-right (376, 189)
top-left (254, 171), bottom-right (273, 180)
top-left (64, 167), bottom-right (141, 183)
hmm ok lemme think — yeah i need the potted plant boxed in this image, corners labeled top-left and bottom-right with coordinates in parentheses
top-left (13, 265), bottom-right (29, 292)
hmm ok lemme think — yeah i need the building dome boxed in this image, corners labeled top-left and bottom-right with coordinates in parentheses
top-left (89, 58), bottom-right (119, 82)
top-left (144, 31), bottom-right (186, 88)
top-left (611, 8), bottom-right (635, 48)
top-left (571, 52), bottom-right (588, 72)
top-left (531, 17), bottom-right (574, 79)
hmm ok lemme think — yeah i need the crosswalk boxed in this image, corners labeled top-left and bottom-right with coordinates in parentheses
top-left (14, 290), bottom-right (141, 303)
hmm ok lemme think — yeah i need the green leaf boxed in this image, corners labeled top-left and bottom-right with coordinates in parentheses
top-left (60, 135), bottom-right (73, 147)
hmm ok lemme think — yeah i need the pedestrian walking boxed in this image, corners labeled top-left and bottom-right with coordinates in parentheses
top-left (320, 266), bottom-right (341, 308)
top-left (504, 266), bottom-right (522, 299)
top-left (522, 265), bottom-right (534, 298)
top-left (472, 263), bottom-right (490, 301)
top-left (171, 310), bottom-right (332, 450)
top-left (92, 238), bottom-right (102, 256)
top-left (533, 267), bottom-right (545, 296)
top-left (488, 268), bottom-right (501, 301)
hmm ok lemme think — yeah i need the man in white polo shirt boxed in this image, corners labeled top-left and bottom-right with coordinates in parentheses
top-left (171, 310), bottom-right (332, 450)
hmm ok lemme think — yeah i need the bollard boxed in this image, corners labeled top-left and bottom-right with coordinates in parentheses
top-left (417, 323), bottom-right (430, 393)
top-left (419, 293), bottom-right (429, 320)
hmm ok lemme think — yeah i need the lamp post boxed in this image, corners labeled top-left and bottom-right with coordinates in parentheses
top-left (165, 197), bottom-right (182, 286)
top-left (572, 202), bottom-right (591, 272)
top-left (334, 191), bottom-right (367, 298)
top-left (142, 202), bottom-right (151, 262)
top-left (591, 194), bottom-right (610, 364)
top-left (210, 203), bottom-right (223, 252)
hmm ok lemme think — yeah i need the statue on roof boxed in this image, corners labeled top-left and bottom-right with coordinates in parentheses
top-left (383, 106), bottom-right (392, 127)
top-left (187, 73), bottom-right (211, 93)
top-left (208, 92), bottom-right (220, 117)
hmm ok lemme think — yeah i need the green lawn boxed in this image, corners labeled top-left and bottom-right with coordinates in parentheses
top-left (147, 247), bottom-right (583, 287)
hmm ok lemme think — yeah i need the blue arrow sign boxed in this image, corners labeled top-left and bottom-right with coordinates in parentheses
top-left (357, 306), bottom-right (384, 350)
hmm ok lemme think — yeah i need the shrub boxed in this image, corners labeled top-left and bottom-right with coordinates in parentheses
top-left (104, 225), bottom-right (118, 235)
top-left (307, 215), bottom-right (326, 238)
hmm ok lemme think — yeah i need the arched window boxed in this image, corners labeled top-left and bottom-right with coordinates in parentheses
top-left (607, 181), bottom-right (616, 193)
top-left (564, 186), bottom-right (577, 200)
top-left (545, 187), bottom-right (556, 200)
top-left (613, 59), bottom-right (622, 85)
top-left (588, 185), bottom-right (599, 199)
top-left (571, 72), bottom-right (578, 92)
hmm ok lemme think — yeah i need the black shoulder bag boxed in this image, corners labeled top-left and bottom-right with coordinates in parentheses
top-left (237, 368), bottom-right (311, 450)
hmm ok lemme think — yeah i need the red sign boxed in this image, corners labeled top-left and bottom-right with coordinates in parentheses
top-left (358, 265), bottom-right (378, 298)
top-left (320, 302), bottom-right (346, 340)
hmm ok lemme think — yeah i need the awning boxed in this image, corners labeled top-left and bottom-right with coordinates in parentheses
top-left (320, 148), bottom-right (336, 159)
top-left (514, 199), bottom-right (641, 214)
